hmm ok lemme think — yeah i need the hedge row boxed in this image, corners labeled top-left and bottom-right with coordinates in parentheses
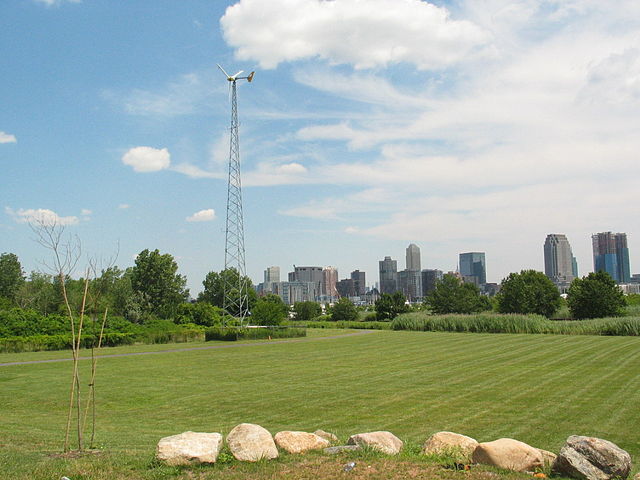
top-left (0, 332), bottom-right (137, 353)
top-left (205, 326), bottom-right (306, 341)
top-left (0, 326), bottom-right (206, 353)
top-left (292, 320), bottom-right (392, 330)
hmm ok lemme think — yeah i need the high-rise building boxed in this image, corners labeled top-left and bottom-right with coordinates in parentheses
top-left (592, 232), bottom-right (631, 283)
top-left (544, 234), bottom-right (577, 286)
top-left (322, 266), bottom-right (339, 299)
top-left (263, 266), bottom-right (280, 293)
top-left (274, 281), bottom-right (318, 305)
top-left (288, 266), bottom-right (323, 300)
top-left (421, 269), bottom-right (443, 296)
top-left (351, 270), bottom-right (366, 296)
top-left (336, 278), bottom-right (355, 297)
top-left (406, 244), bottom-right (421, 271)
top-left (459, 252), bottom-right (486, 286)
top-left (398, 269), bottom-right (422, 301)
top-left (379, 256), bottom-right (398, 294)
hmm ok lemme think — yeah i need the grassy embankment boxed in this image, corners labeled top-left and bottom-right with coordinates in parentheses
top-left (1, 328), bottom-right (639, 479)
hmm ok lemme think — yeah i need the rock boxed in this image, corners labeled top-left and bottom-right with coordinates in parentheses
top-left (324, 445), bottom-right (362, 455)
top-left (472, 438), bottom-right (544, 472)
top-left (274, 431), bottom-right (330, 454)
top-left (314, 429), bottom-right (340, 444)
top-left (156, 431), bottom-right (223, 465)
top-left (347, 431), bottom-right (403, 455)
top-left (226, 423), bottom-right (279, 462)
top-left (633, 473), bottom-right (640, 480)
top-left (422, 431), bottom-right (479, 460)
top-left (539, 449), bottom-right (557, 467)
top-left (552, 435), bottom-right (632, 480)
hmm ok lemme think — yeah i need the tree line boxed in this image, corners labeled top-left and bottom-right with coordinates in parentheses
top-left (1, 251), bottom-right (630, 331)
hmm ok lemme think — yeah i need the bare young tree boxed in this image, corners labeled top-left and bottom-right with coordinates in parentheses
top-left (31, 217), bottom-right (114, 452)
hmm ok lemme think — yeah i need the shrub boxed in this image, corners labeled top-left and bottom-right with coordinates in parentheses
top-left (331, 298), bottom-right (358, 322)
top-left (292, 301), bottom-right (322, 322)
top-left (252, 295), bottom-right (289, 325)
top-left (175, 302), bottom-right (223, 326)
top-left (426, 274), bottom-right (491, 314)
top-left (375, 292), bottom-right (410, 320)
top-left (497, 270), bottom-right (561, 318)
top-left (567, 272), bottom-right (627, 319)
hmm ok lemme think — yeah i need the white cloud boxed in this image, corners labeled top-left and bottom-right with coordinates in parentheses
top-left (279, 203), bottom-right (339, 220)
top-left (34, 0), bottom-right (81, 5)
top-left (122, 146), bottom-right (171, 173)
top-left (111, 72), bottom-right (220, 117)
top-left (0, 131), bottom-right (17, 144)
top-left (186, 209), bottom-right (216, 222)
top-left (292, 68), bottom-right (431, 109)
top-left (172, 163), bottom-right (223, 179)
top-left (244, 161), bottom-right (311, 186)
top-left (221, 0), bottom-right (490, 70)
top-left (580, 48), bottom-right (640, 107)
top-left (81, 209), bottom-right (92, 216)
top-left (118, 204), bottom-right (130, 209)
top-left (5, 207), bottom-right (79, 226)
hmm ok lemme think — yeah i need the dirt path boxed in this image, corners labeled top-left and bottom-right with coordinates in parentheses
top-left (0, 329), bottom-right (379, 367)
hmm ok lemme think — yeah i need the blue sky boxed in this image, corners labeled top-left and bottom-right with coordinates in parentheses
top-left (2, 0), bottom-right (639, 295)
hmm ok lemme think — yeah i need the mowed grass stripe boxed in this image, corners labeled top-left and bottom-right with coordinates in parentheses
top-left (502, 338), bottom-right (640, 447)
top-left (1, 330), bottom-right (639, 464)
top-left (358, 334), bottom-right (613, 444)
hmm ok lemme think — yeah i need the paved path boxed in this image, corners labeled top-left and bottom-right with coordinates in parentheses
top-left (0, 330), bottom-right (378, 367)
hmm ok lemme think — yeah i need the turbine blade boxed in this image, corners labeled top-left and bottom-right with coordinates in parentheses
top-left (231, 70), bottom-right (244, 79)
top-left (217, 64), bottom-right (230, 79)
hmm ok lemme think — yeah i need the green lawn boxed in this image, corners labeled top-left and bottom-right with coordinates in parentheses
top-left (1, 329), bottom-right (639, 479)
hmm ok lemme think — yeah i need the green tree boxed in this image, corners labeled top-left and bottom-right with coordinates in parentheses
top-left (426, 274), bottom-right (490, 314)
top-left (15, 271), bottom-right (58, 314)
top-left (496, 269), bottom-right (561, 318)
top-left (251, 294), bottom-right (289, 326)
top-left (0, 252), bottom-right (25, 303)
top-left (292, 301), bottom-right (322, 321)
top-left (567, 271), bottom-right (627, 319)
top-left (130, 249), bottom-right (189, 318)
top-left (331, 297), bottom-right (358, 321)
top-left (91, 266), bottom-right (134, 316)
top-left (175, 302), bottom-right (223, 326)
top-left (375, 292), bottom-right (410, 320)
top-left (197, 268), bottom-right (257, 316)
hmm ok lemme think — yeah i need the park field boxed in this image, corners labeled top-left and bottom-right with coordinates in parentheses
top-left (1, 329), bottom-right (639, 479)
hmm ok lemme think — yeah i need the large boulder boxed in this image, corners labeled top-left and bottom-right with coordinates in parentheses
top-left (552, 436), bottom-right (632, 480)
top-left (472, 438), bottom-right (544, 472)
top-left (422, 431), bottom-right (479, 460)
top-left (156, 431), bottom-right (223, 465)
top-left (274, 431), bottom-right (330, 454)
top-left (226, 423), bottom-right (279, 462)
top-left (314, 429), bottom-right (340, 444)
top-left (347, 431), bottom-right (403, 455)
top-left (539, 448), bottom-right (557, 467)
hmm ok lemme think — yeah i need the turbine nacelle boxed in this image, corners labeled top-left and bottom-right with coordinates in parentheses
top-left (217, 64), bottom-right (255, 83)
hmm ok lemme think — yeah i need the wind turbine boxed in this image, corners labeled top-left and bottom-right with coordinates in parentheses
top-left (217, 64), bottom-right (255, 325)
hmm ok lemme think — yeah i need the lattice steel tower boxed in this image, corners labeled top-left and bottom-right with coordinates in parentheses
top-left (218, 65), bottom-right (254, 324)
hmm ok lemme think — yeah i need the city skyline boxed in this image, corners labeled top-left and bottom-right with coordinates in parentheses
top-left (2, 1), bottom-right (640, 295)
top-left (260, 233), bottom-right (636, 301)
